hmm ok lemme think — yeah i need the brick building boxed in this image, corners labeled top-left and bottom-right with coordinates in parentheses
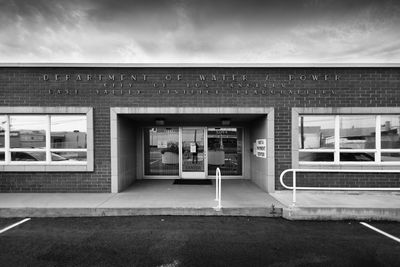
top-left (0, 64), bottom-right (399, 193)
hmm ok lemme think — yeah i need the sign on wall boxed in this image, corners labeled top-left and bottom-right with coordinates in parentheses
top-left (190, 143), bottom-right (197, 153)
top-left (256, 139), bottom-right (267, 158)
top-left (157, 140), bottom-right (168, 149)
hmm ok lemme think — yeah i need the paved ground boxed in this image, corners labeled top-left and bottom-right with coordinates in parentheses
top-left (0, 180), bottom-right (283, 218)
top-left (0, 216), bottom-right (399, 266)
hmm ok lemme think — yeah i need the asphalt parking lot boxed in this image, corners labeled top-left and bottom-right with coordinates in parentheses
top-left (0, 216), bottom-right (399, 267)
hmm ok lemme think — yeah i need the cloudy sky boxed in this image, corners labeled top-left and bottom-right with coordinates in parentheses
top-left (0, 0), bottom-right (399, 63)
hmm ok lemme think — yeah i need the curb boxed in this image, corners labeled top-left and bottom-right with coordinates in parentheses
top-left (282, 207), bottom-right (400, 221)
top-left (0, 207), bottom-right (283, 218)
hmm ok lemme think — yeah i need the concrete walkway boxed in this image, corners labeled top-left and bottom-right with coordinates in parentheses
top-left (1, 180), bottom-right (399, 220)
top-left (271, 190), bottom-right (400, 221)
top-left (0, 180), bottom-right (283, 218)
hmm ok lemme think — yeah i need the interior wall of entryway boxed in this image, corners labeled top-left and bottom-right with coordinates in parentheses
top-left (114, 116), bottom-right (139, 192)
top-left (249, 113), bottom-right (275, 193)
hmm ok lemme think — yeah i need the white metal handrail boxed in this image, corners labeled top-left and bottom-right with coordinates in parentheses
top-left (214, 167), bottom-right (222, 211)
top-left (280, 168), bottom-right (400, 206)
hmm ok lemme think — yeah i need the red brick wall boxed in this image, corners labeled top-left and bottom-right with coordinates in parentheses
top-left (0, 67), bottom-right (399, 192)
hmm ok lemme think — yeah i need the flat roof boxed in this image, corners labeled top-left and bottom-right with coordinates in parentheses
top-left (0, 63), bottom-right (400, 68)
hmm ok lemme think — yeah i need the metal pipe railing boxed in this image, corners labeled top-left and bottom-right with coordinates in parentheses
top-left (214, 167), bottom-right (222, 211)
top-left (279, 168), bottom-right (400, 206)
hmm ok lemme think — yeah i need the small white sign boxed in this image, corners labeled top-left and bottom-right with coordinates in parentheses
top-left (256, 139), bottom-right (267, 158)
top-left (157, 140), bottom-right (168, 149)
top-left (190, 142), bottom-right (197, 153)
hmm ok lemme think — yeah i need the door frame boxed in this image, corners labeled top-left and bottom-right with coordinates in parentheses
top-left (179, 127), bottom-right (208, 179)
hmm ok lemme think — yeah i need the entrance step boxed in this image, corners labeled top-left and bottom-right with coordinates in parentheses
top-left (271, 191), bottom-right (400, 221)
top-left (282, 207), bottom-right (400, 221)
top-left (0, 207), bottom-right (283, 218)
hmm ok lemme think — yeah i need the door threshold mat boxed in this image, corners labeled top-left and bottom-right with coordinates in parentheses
top-left (173, 179), bottom-right (213, 185)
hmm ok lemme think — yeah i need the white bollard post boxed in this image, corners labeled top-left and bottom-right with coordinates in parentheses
top-left (214, 168), bottom-right (222, 211)
top-left (292, 170), bottom-right (296, 207)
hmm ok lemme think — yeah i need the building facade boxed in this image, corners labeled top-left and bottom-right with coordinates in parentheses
top-left (0, 64), bottom-right (399, 193)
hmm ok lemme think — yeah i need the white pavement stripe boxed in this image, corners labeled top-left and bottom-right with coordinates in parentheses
top-left (0, 218), bottom-right (31, 234)
top-left (360, 222), bottom-right (400, 244)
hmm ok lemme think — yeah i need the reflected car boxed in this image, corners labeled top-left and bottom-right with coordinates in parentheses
top-left (300, 152), bottom-right (375, 162)
top-left (10, 152), bottom-right (70, 161)
top-left (340, 152), bottom-right (375, 162)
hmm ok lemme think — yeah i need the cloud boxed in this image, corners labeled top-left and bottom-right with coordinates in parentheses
top-left (0, 0), bottom-right (399, 63)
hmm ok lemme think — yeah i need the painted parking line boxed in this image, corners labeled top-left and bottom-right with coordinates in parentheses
top-left (360, 222), bottom-right (400, 244)
top-left (0, 218), bottom-right (31, 234)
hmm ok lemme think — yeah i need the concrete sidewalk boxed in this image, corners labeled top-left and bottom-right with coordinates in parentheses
top-left (1, 180), bottom-right (399, 221)
top-left (271, 190), bottom-right (400, 221)
top-left (0, 180), bottom-right (283, 218)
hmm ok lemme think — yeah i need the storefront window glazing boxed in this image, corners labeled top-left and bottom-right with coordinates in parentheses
top-left (207, 128), bottom-right (242, 175)
top-left (0, 115), bottom-right (5, 162)
top-left (1, 114), bottom-right (88, 163)
top-left (144, 128), bottom-right (179, 175)
top-left (299, 115), bottom-right (400, 163)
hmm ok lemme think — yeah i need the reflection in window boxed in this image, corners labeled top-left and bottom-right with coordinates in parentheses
top-left (299, 152), bottom-right (334, 162)
top-left (1, 114), bottom-right (88, 164)
top-left (340, 116), bottom-right (376, 149)
top-left (381, 115), bottom-right (400, 149)
top-left (0, 115), bottom-right (5, 149)
top-left (207, 128), bottom-right (242, 175)
top-left (299, 116), bottom-right (334, 149)
top-left (340, 152), bottom-right (375, 162)
top-left (11, 151), bottom-right (46, 162)
top-left (144, 128), bottom-right (179, 175)
top-left (381, 153), bottom-right (400, 162)
top-left (299, 114), bottom-right (400, 164)
top-left (51, 116), bottom-right (87, 149)
top-left (10, 116), bottom-right (46, 149)
top-left (52, 151), bottom-right (87, 161)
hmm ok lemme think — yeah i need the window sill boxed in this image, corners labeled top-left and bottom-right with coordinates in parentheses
top-left (0, 163), bottom-right (92, 172)
top-left (299, 163), bottom-right (400, 171)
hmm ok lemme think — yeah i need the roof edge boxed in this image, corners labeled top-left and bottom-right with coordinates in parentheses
top-left (0, 63), bottom-right (399, 68)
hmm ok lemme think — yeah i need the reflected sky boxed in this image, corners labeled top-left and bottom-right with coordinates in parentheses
top-left (8, 115), bottom-right (86, 132)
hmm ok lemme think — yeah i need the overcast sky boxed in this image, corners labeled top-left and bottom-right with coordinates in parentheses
top-left (0, 0), bottom-right (399, 63)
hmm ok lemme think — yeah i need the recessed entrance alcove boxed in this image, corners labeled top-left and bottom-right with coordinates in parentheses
top-left (110, 107), bottom-right (274, 195)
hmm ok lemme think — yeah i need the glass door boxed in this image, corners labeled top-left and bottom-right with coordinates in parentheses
top-left (181, 127), bottom-right (207, 178)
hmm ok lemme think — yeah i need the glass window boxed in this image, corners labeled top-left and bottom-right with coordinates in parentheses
top-left (299, 152), bottom-right (334, 162)
top-left (381, 153), bottom-right (400, 162)
top-left (0, 115), bottom-right (5, 149)
top-left (10, 115), bottom-right (46, 149)
top-left (381, 115), bottom-right (400, 149)
top-left (340, 116), bottom-right (376, 149)
top-left (207, 128), bottom-right (242, 175)
top-left (11, 151), bottom-right (46, 162)
top-left (340, 152), bottom-right (375, 162)
top-left (0, 108), bottom-right (92, 171)
top-left (1, 113), bottom-right (88, 165)
top-left (299, 114), bottom-right (400, 164)
top-left (144, 128), bottom-right (179, 175)
top-left (51, 116), bottom-right (87, 149)
top-left (51, 151), bottom-right (87, 162)
top-left (299, 116), bottom-right (334, 149)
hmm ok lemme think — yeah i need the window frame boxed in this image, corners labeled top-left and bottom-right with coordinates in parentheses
top-left (292, 107), bottom-right (400, 170)
top-left (0, 107), bottom-right (93, 172)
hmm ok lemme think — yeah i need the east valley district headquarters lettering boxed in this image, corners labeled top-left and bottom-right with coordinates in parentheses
top-left (43, 73), bottom-right (340, 96)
